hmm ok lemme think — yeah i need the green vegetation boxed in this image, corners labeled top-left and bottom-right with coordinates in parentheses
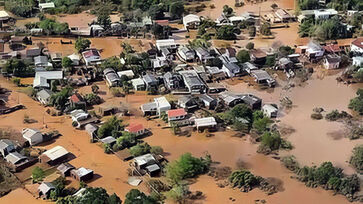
top-left (236, 50), bottom-right (250, 63)
top-left (228, 170), bottom-right (262, 191)
top-left (165, 184), bottom-right (189, 204)
top-left (260, 23), bottom-right (272, 36)
top-left (5, 0), bottom-right (35, 17)
top-left (298, 0), bottom-right (319, 10)
top-left (129, 142), bottom-right (151, 157)
top-left (97, 116), bottom-right (123, 139)
top-left (32, 166), bottom-right (45, 183)
top-left (348, 89), bottom-right (363, 115)
top-left (62, 57), bottom-right (73, 71)
top-left (325, 110), bottom-right (351, 121)
top-left (113, 131), bottom-right (137, 150)
top-left (216, 25), bottom-right (240, 40)
top-left (150, 146), bottom-right (164, 155)
top-left (350, 145), bottom-right (363, 172)
top-left (218, 104), bottom-right (253, 131)
top-left (124, 189), bottom-right (156, 204)
top-left (49, 87), bottom-right (74, 111)
top-left (84, 93), bottom-right (102, 105)
top-left (327, 0), bottom-right (363, 11)
top-left (281, 157), bottom-right (361, 201)
top-left (75, 37), bottom-right (91, 53)
top-left (258, 131), bottom-right (292, 154)
top-left (2, 59), bottom-right (32, 77)
top-left (71, 187), bottom-right (121, 204)
top-left (222, 5), bottom-right (234, 17)
top-left (39, 18), bottom-right (69, 35)
top-left (299, 17), bottom-right (349, 41)
top-left (165, 153), bottom-right (211, 185)
top-left (246, 42), bottom-right (254, 50)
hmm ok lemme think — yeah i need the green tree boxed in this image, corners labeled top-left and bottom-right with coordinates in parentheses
top-left (150, 146), bottom-right (164, 155)
top-left (77, 187), bottom-right (122, 204)
top-left (62, 57), bottom-right (73, 70)
top-left (348, 89), bottom-right (363, 115)
top-left (75, 37), bottom-right (91, 53)
top-left (222, 5), bottom-right (234, 17)
top-left (124, 189), bottom-right (156, 204)
top-left (97, 13), bottom-right (112, 29)
top-left (129, 142), bottom-right (151, 157)
top-left (216, 25), bottom-right (240, 40)
top-left (92, 84), bottom-right (100, 94)
top-left (298, 0), bottom-right (319, 10)
top-left (97, 116), bottom-right (123, 138)
top-left (169, 2), bottom-right (184, 20)
top-left (165, 184), bottom-right (189, 204)
top-left (246, 42), bottom-right (254, 50)
top-left (236, 50), bottom-right (250, 63)
top-left (49, 87), bottom-right (74, 111)
top-left (260, 23), bottom-right (272, 36)
top-left (228, 170), bottom-right (261, 188)
top-left (350, 145), bottom-right (363, 171)
top-left (3, 59), bottom-right (28, 76)
top-left (32, 166), bottom-right (45, 183)
top-left (148, 4), bottom-right (164, 20)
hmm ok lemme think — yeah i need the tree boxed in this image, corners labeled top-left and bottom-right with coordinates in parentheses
top-left (165, 184), bottom-right (189, 204)
top-left (84, 93), bottom-right (102, 105)
top-left (129, 142), bottom-right (151, 157)
top-left (32, 166), bottom-right (45, 183)
top-left (222, 5), bottom-right (234, 17)
top-left (165, 153), bottom-right (211, 184)
top-left (260, 23), bottom-right (272, 36)
top-left (206, 57), bottom-right (223, 68)
top-left (271, 3), bottom-right (278, 9)
top-left (3, 59), bottom-right (28, 76)
top-left (150, 146), bottom-right (164, 155)
top-left (249, 26), bottom-right (256, 37)
top-left (169, 2), bottom-right (184, 20)
top-left (124, 189), bottom-right (156, 204)
top-left (228, 170), bottom-right (261, 189)
top-left (77, 187), bottom-right (122, 204)
top-left (298, 0), bottom-right (319, 10)
top-left (92, 84), bottom-right (100, 94)
top-left (350, 145), bottom-right (363, 171)
top-left (148, 4), bottom-right (164, 20)
top-left (49, 87), bottom-right (73, 111)
top-left (97, 116), bottom-right (122, 138)
top-left (252, 117), bottom-right (272, 134)
top-left (62, 57), bottom-right (73, 70)
top-left (97, 13), bottom-right (112, 29)
top-left (265, 55), bottom-right (276, 67)
top-left (216, 25), bottom-right (240, 40)
top-left (348, 89), bottom-right (363, 115)
top-left (246, 42), bottom-right (254, 50)
top-left (75, 37), bottom-right (91, 53)
top-left (236, 50), bottom-right (250, 63)
top-left (114, 131), bottom-right (137, 150)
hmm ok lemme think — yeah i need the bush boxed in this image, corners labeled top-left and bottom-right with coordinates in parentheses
top-left (11, 77), bottom-right (21, 86)
top-left (124, 189), bottom-right (155, 204)
top-left (348, 89), bottom-right (363, 115)
top-left (258, 131), bottom-right (291, 154)
top-left (228, 170), bottom-right (262, 192)
top-left (110, 87), bottom-right (123, 97)
top-left (325, 110), bottom-right (351, 121)
top-left (311, 113), bottom-right (323, 120)
top-left (129, 142), bottom-right (151, 157)
top-left (84, 93), bottom-right (102, 105)
top-left (150, 146), bottom-right (164, 155)
top-left (236, 50), bottom-right (250, 63)
top-left (32, 166), bottom-right (45, 183)
top-left (350, 145), bottom-right (363, 172)
top-left (246, 42), bottom-right (255, 50)
top-left (97, 116), bottom-right (122, 138)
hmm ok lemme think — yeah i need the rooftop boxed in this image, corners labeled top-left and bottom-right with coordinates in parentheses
top-left (126, 123), bottom-right (144, 133)
top-left (168, 108), bottom-right (187, 118)
top-left (42, 146), bottom-right (69, 161)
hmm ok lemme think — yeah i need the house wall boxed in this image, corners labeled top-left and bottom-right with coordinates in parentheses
top-left (27, 132), bottom-right (43, 145)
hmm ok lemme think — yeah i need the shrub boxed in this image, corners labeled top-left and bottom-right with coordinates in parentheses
top-left (350, 145), bottom-right (363, 172)
top-left (11, 77), bottom-right (21, 86)
top-left (311, 113), bottom-right (323, 120)
top-left (325, 110), bottom-right (351, 121)
top-left (129, 143), bottom-right (151, 157)
top-left (150, 146), bottom-right (164, 155)
top-left (246, 42), bottom-right (255, 50)
top-left (228, 170), bottom-right (262, 192)
top-left (110, 87), bottom-right (123, 97)
top-left (348, 89), bottom-right (363, 115)
top-left (32, 166), bottom-right (45, 183)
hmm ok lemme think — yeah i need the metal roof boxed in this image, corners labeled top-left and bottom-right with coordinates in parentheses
top-left (42, 146), bottom-right (69, 161)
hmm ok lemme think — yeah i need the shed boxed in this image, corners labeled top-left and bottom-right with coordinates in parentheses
top-left (183, 14), bottom-right (200, 29)
top-left (39, 3), bottom-right (55, 11)
top-left (38, 182), bottom-right (55, 199)
top-left (5, 152), bottom-right (27, 165)
top-left (262, 104), bottom-right (278, 118)
top-left (57, 162), bottom-right (75, 177)
top-left (131, 78), bottom-right (145, 91)
top-left (0, 139), bottom-right (15, 157)
top-left (85, 124), bottom-right (98, 141)
top-left (40, 146), bottom-right (69, 165)
top-left (71, 167), bottom-right (94, 181)
top-left (22, 128), bottom-right (43, 146)
top-left (36, 89), bottom-right (53, 105)
top-left (198, 94), bottom-right (217, 110)
top-left (100, 136), bottom-right (116, 145)
top-left (194, 117), bottom-right (217, 131)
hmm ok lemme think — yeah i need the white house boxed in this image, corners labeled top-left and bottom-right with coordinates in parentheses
top-left (262, 104), bottom-right (278, 118)
top-left (36, 89), bottom-right (53, 105)
top-left (22, 128), bottom-right (43, 146)
top-left (156, 39), bottom-right (176, 51)
top-left (82, 49), bottom-right (101, 66)
top-left (131, 78), bottom-right (145, 91)
top-left (154, 96), bottom-right (171, 115)
top-left (33, 71), bottom-right (63, 88)
top-left (70, 109), bottom-right (89, 122)
top-left (39, 3), bottom-right (55, 12)
top-left (351, 38), bottom-right (363, 54)
top-left (117, 70), bottom-right (135, 79)
top-left (324, 54), bottom-right (341, 69)
top-left (183, 14), bottom-right (200, 29)
top-left (353, 56), bottom-right (363, 67)
top-left (194, 117), bottom-right (217, 131)
top-left (68, 53), bottom-right (80, 66)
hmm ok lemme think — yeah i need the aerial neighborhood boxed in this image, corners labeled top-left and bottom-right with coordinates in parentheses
top-left (0, 0), bottom-right (362, 203)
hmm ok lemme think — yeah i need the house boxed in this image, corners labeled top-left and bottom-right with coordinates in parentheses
top-left (125, 123), bottom-right (146, 136)
top-left (351, 38), bottom-right (363, 54)
top-left (38, 182), bottom-right (55, 199)
top-left (36, 89), bottom-right (53, 105)
top-left (26, 47), bottom-right (41, 58)
top-left (50, 53), bottom-right (62, 63)
top-left (5, 152), bottom-right (28, 167)
top-left (178, 95), bottom-right (199, 110)
top-left (156, 39), bottom-right (176, 51)
top-left (177, 46), bottom-right (195, 62)
top-left (71, 167), bottom-right (94, 181)
top-left (0, 10), bottom-right (10, 22)
top-left (250, 70), bottom-right (276, 87)
top-left (103, 68), bottom-right (120, 87)
top-left (34, 56), bottom-right (53, 70)
top-left (218, 47), bottom-right (238, 63)
top-left (82, 49), bottom-right (101, 66)
top-left (69, 93), bottom-right (86, 110)
top-left (131, 78), bottom-right (146, 91)
top-left (195, 47), bottom-right (214, 63)
top-left (141, 102), bottom-right (158, 116)
top-left (68, 53), bottom-right (80, 66)
top-left (242, 62), bottom-right (258, 74)
top-left (275, 9), bottom-right (294, 22)
top-left (198, 94), bottom-right (218, 110)
top-left (262, 104), bottom-right (278, 118)
top-left (352, 56), bottom-right (363, 67)
top-left (85, 124), bottom-right (98, 142)
top-left (40, 146), bottom-right (69, 165)
top-left (183, 14), bottom-right (200, 29)
top-left (57, 162), bottom-right (75, 177)
top-left (154, 96), bottom-right (171, 115)
top-left (33, 71), bottom-right (63, 88)
top-left (167, 108), bottom-right (188, 125)
top-left (314, 9), bottom-right (338, 20)
top-left (143, 73), bottom-right (158, 90)
top-left (152, 56), bottom-right (169, 69)
top-left (117, 70), bottom-right (135, 79)
top-left (0, 139), bottom-right (15, 157)
top-left (250, 49), bottom-right (267, 65)
top-left (306, 41), bottom-right (325, 59)
top-left (70, 109), bottom-right (89, 123)
top-left (239, 94), bottom-right (262, 110)
top-left (219, 92), bottom-right (243, 107)
top-left (30, 28), bottom-right (43, 36)
top-left (222, 62), bottom-right (240, 78)
top-left (22, 128), bottom-right (43, 146)
top-left (133, 153), bottom-right (160, 177)
top-left (206, 66), bottom-right (225, 80)
top-left (324, 54), bottom-right (341, 69)
top-left (39, 2), bottom-right (55, 12)
top-left (163, 72), bottom-right (183, 90)
top-left (324, 44), bottom-right (342, 54)
top-left (179, 70), bottom-right (206, 94)
top-left (194, 117), bottom-right (217, 131)
top-left (276, 57), bottom-right (293, 70)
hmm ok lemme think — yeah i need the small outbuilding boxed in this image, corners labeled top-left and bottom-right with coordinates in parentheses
top-left (40, 146), bottom-right (69, 165)
top-left (194, 117), bottom-right (217, 131)
top-left (0, 139), bottom-right (15, 157)
top-left (70, 167), bottom-right (94, 182)
top-left (262, 104), bottom-right (278, 118)
top-left (57, 162), bottom-right (75, 177)
top-left (38, 182), bottom-right (55, 199)
top-left (22, 128), bottom-right (43, 146)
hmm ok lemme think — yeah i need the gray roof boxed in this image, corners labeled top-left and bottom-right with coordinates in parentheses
top-left (223, 62), bottom-right (240, 73)
top-left (178, 95), bottom-right (194, 104)
top-left (238, 94), bottom-right (262, 106)
top-left (100, 136), bottom-right (116, 144)
top-left (141, 102), bottom-right (157, 112)
top-left (198, 94), bottom-right (216, 103)
top-left (145, 164), bottom-right (160, 172)
top-left (250, 70), bottom-right (273, 81)
top-left (34, 56), bottom-right (49, 65)
top-left (195, 47), bottom-right (210, 57)
top-left (85, 124), bottom-right (98, 136)
top-left (325, 54), bottom-right (341, 64)
top-left (5, 152), bottom-right (27, 165)
top-left (219, 92), bottom-right (240, 104)
top-left (103, 68), bottom-right (115, 75)
top-left (57, 162), bottom-right (75, 173)
top-left (38, 182), bottom-right (55, 194)
top-left (36, 89), bottom-right (53, 100)
top-left (179, 70), bottom-right (205, 87)
top-left (134, 153), bottom-right (156, 166)
top-left (72, 167), bottom-right (93, 177)
top-left (0, 139), bottom-right (14, 150)
top-left (143, 73), bottom-right (158, 84)
top-left (206, 66), bottom-right (223, 75)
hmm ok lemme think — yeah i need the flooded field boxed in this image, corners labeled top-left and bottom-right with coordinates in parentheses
top-left (54, 12), bottom-right (96, 28)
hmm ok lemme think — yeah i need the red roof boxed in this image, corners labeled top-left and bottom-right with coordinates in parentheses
top-left (83, 49), bottom-right (100, 58)
top-left (154, 20), bottom-right (169, 26)
top-left (167, 109), bottom-right (187, 118)
top-left (324, 44), bottom-right (341, 53)
top-left (70, 93), bottom-right (82, 103)
top-left (126, 123), bottom-right (144, 133)
top-left (351, 38), bottom-right (363, 49)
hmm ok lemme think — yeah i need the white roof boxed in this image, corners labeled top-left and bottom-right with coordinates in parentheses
top-left (117, 70), bottom-right (135, 78)
top-left (195, 117), bottom-right (217, 127)
top-left (33, 71), bottom-right (63, 88)
top-left (68, 53), bottom-right (80, 61)
top-left (22, 128), bottom-right (41, 139)
top-left (131, 78), bottom-right (145, 86)
top-left (42, 146), bottom-right (69, 161)
top-left (0, 11), bottom-right (10, 19)
top-left (39, 3), bottom-right (55, 9)
top-left (183, 14), bottom-right (200, 26)
top-left (134, 153), bottom-right (156, 166)
top-left (229, 16), bottom-right (244, 22)
top-left (154, 96), bottom-right (171, 108)
top-left (74, 167), bottom-right (93, 177)
top-left (156, 39), bottom-right (176, 49)
top-left (263, 104), bottom-right (278, 112)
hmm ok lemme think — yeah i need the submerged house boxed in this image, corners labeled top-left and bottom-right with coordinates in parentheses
top-left (38, 182), bottom-right (55, 199)
top-left (36, 89), bottom-right (53, 105)
top-left (0, 139), bottom-right (15, 157)
top-left (262, 104), bottom-right (278, 118)
top-left (133, 153), bottom-right (160, 177)
top-left (250, 49), bottom-right (267, 65)
top-left (156, 39), bottom-right (177, 51)
top-left (177, 46), bottom-right (196, 62)
top-left (163, 72), bottom-right (183, 91)
top-left (57, 162), bottom-right (75, 177)
top-left (34, 56), bottom-right (53, 71)
top-left (22, 128), bottom-right (43, 146)
top-left (178, 95), bottom-right (199, 110)
top-left (219, 92), bottom-right (243, 107)
top-left (239, 94), bottom-right (262, 110)
top-left (131, 78), bottom-right (146, 91)
top-left (324, 54), bottom-right (341, 69)
top-left (125, 123), bottom-right (146, 137)
top-left (71, 167), bottom-right (94, 181)
top-left (167, 108), bottom-right (189, 126)
top-left (179, 70), bottom-right (206, 94)
top-left (40, 146), bottom-right (69, 165)
top-left (183, 14), bottom-right (200, 29)
top-left (250, 70), bottom-right (276, 87)
top-left (33, 71), bottom-right (63, 89)
top-left (198, 94), bottom-right (218, 110)
top-left (222, 62), bottom-right (240, 78)
top-left (82, 49), bottom-right (101, 66)
top-left (143, 73), bottom-right (159, 90)
top-left (154, 96), bottom-right (171, 115)
top-left (104, 68), bottom-right (121, 87)
top-left (195, 47), bottom-right (214, 63)
top-left (194, 117), bottom-right (217, 131)
top-left (69, 93), bottom-right (86, 110)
